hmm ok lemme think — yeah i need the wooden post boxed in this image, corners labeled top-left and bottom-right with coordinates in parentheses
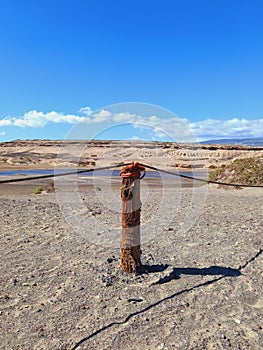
top-left (120, 162), bottom-right (145, 273)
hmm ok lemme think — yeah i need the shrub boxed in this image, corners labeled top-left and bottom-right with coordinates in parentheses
top-left (208, 167), bottom-right (223, 181)
top-left (33, 186), bottom-right (44, 194)
top-left (209, 157), bottom-right (263, 188)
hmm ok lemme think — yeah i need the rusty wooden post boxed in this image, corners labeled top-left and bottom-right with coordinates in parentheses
top-left (120, 162), bottom-right (145, 273)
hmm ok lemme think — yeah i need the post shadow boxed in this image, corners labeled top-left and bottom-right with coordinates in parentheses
top-left (136, 263), bottom-right (170, 274)
top-left (152, 265), bottom-right (241, 285)
top-left (70, 249), bottom-right (262, 350)
top-left (70, 271), bottom-right (234, 350)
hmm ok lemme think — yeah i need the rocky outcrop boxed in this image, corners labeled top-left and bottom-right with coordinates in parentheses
top-left (0, 140), bottom-right (262, 169)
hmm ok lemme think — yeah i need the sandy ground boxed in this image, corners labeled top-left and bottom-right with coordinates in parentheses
top-left (0, 175), bottom-right (262, 350)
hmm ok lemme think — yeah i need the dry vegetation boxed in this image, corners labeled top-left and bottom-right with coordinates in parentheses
top-left (209, 158), bottom-right (263, 187)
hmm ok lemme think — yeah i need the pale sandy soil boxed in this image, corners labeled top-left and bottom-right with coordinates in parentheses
top-left (1, 139), bottom-right (263, 171)
top-left (0, 175), bottom-right (262, 350)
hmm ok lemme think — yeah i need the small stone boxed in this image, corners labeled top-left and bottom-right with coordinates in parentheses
top-left (127, 297), bottom-right (143, 303)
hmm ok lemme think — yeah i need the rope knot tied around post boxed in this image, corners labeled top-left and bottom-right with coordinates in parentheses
top-left (120, 161), bottom-right (146, 179)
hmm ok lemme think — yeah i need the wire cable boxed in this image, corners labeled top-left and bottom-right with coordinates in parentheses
top-left (0, 161), bottom-right (262, 187)
top-left (0, 163), bottom-right (130, 184)
top-left (140, 163), bottom-right (263, 188)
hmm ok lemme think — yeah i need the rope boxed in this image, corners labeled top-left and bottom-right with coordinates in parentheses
top-left (0, 163), bottom-right (130, 184)
top-left (0, 161), bottom-right (262, 187)
top-left (139, 163), bottom-right (263, 188)
top-left (120, 162), bottom-right (146, 179)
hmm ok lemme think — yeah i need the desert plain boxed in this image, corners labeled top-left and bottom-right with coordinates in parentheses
top-left (0, 140), bottom-right (262, 350)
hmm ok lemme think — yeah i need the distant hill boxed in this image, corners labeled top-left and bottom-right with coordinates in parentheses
top-left (1, 139), bottom-right (262, 170)
top-left (201, 137), bottom-right (263, 147)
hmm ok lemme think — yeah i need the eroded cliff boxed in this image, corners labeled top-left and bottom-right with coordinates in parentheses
top-left (0, 140), bottom-right (262, 169)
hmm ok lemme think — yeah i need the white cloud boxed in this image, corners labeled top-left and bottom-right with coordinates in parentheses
top-left (0, 119), bottom-right (12, 126)
top-left (0, 131), bottom-right (5, 136)
top-left (189, 118), bottom-right (263, 140)
top-left (79, 106), bottom-right (92, 115)
top-left (91, 109), bottom-right (112, 122)
top-left (0, 110), bottom-right (91, 128)
top-left (153, 129), bottom-right (167, 139)
top-left (1, 107), bottom-right (262, 141)
top-left (112, 112), bottom-right (136, 123)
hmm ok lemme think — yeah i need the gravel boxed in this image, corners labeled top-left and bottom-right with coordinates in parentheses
top-left (0, 180), bottom-right (262, 350)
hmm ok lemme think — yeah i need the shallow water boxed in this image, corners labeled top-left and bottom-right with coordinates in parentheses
top-left (0, 169), bottom-right (207, 179)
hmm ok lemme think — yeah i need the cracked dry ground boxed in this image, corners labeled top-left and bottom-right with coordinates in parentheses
top-left (0, 180), bottom-right (262, 350)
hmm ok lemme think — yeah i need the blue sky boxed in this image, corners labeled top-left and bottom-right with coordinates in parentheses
top-left (0, 0), bottom-right (263, 142)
